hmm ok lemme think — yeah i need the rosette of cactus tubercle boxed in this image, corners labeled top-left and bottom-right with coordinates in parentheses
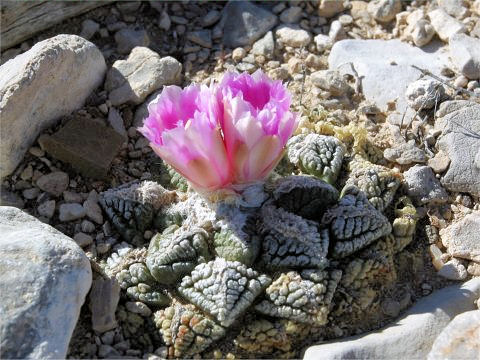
top-left (138, 70), bottom-right (298, 195)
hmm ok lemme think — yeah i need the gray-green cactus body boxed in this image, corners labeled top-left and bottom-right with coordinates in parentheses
top-left (178, 258), bottom-right (271, 327)
top-left (255, 269), bottom-right (342, 325)
top-left (260, 205), bottom-right (329, 270)
top-left (273, 175), bottom-right (339, 220)
top-left (287, 134), bottom-right (345, 184)
top-left (99, 195), bottom-right (154, 245)
top-left (322, 186), bottom-right (392, 258)
top-left (146, 227), bottom-right (211, 285)
top-left (154, 301), bottom-right (226, 358)
top-left (345, 161), bottom-right (401, 212)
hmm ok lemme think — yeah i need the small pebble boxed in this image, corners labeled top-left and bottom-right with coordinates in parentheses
top-left (37, 200), bottom-right (56, 219)
top-left (232, 47), bottom-right (246, 62)
top-left (59, 203), bottom-right (86, 222)
top-left (81, 220), bottom-right (96, 233)
top-left (29, 147), bottom-right (45, 157)
top-left (453, 75), bottom-right (468, 88)
top-left (22, 188), bottom-right (39, 200)
top-left (125, 301), bottom-right (152, 317)
top-left (74, 232), bottom-right (94, 247)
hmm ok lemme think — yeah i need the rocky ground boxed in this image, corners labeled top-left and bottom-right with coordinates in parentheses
top-left (1, 0), bottom-right (480, 359)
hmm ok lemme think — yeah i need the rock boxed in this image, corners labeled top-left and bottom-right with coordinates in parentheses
top-left (114, 28), bottom-right (150, 55)
top-left (232, 47), bottom-right (247, 62)
top-left (37, 200), bottom-right (56, 219)
top-left (304, 277), bottom-right (480, 360)
top-left (1, 1), bottom-right (106, 50)
top-left (90, 277), bottom-right (121, 333)
top-left (329, 20), bottom-right (346, 43)
top-left (403, 165), bottom-right (448, 206)
top-left (133, 89), bottom-right (162, 128)
top-left (428, 310), bottom-right (480, 359)
top-left (81, 220), bottom-right (96, 233)
top-left (23, 188), bottom-right (40, 200)
top-left (125, 301), bottom-right (152, 317)
top-left (440, 212), bottom-right (480, 262)
top-left (83, 199), bottom-right (103, 225)
top-left (405, 78), bottom-right (445, 110)
top-left (38, 117), bottom-right (124, 179)
top-left (314, 34), bottom-right (332, 52)
top-left (411, 19), bottom-right (435, 47)
top-left (310, 70), bottom-right (351, 96)
top-left (437, 258), bottom-right (468, 281)
top-left (449, 34), bottom-right (480, 80)
top-left (435, 103), bottom-right (480, 196)
top-left (98, 344), bottom-right (120, 358)
top-left (251, 31), bottom-right (275, 58)
top-left (107, 108), bottom-right (127, 138)
top-left (328, 39), bottom-right (450, 112)
top-left (437, 0), bottom-right (469, 19)
top-left (280, 6), bottom-right (303, 23)
top-left (105, 47), bottom-right (181, 106)
top-left (186, 30), bottom-right (212, 48)
top-left (317, 0), bottom-right (345, 18)
top-left (428, 8), bottom-right (466, 42)
top-left (0, 207), bottom-right (91, 359)
top-left (80, 19), bottom-right (100, 40)
top-left (157, 11), bottom-right (171, 31)
top-left (428, 150), bottom-right (450, 174)
top-left (202, 10), bottom-right (221, 27)
top-left (0, 35), bottom-right (106, 179)
top-left (367, 0), bottom-right (402, 23)
top-left (275, 25), bottom-right (311, 48)
top-left (73, 232), bottom-right (93, 247)
top-left (36, 172), bottom-right (69, 197)
top-left (59, 203), bottom-right (86, 222)
top-left (222, 1), bottom-right (277, 48)
top-left (0, 187), bottom-right (24, 208)
top-left (384, 140), bottom-right (427, 165)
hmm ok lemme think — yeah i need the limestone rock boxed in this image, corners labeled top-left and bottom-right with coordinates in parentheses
top-left (403, 165), bottom-right (448, 205)
top-left (318, 0), bottom-right (345, 18)
top-left (0, 35), bottom-right (106, 179)
top-left (275, 25), bottom-right (312, 48)
top-left (449, 34), bottom-right (480, 79)
top-left (90, 277), bottom-right (121, 333)
top-left (428, 8), bottom-right (466, 42)
top-left (0, 207), bottom-right (91, 359)
top-left (440, 212), bottom-right (480, 262)
top-left (105, 47), bottom-right (181, 106)
top-left (367, 0), bottom-right (402, 23)
top-left (36, 171), bottom-right (69, 197)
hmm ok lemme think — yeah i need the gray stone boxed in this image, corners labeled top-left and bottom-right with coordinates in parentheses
top-left (384, 140), bottom-right (427, 165)
top-left (107, 108), bottom-right (127, 138)
top-left (73, 232), bottom-right (93, 247)
top-left (0, 187), bottom-right (24, 208)
top-left (202, 10), bottom-right (221, 27)
top-left (304, 277), bottom-right (480, 360)
top-left (36, 172), bottom-right (69, 197)
top-left (329, 20), bottom-right (346, 43)
top-left (125, 301), bottom-right (152, 317)
top-left (275, 25), bottom-right (311, 48)
top-left (59, 203), bottom-right (86, 222)
top-left (428, 8), bottom-right (466, 42)
top-left (428, 150), bottom-right (450, 174)
top-left (186, 30), bottom-right (212, 48)
top-left (437, 258), bottom-right (468, 281)
top-left (105, 47), bottom-right (181, 106)
top-left (80, 19), bottom-right (100, 40)
top-left (367, 0), bottom-right (402, 23)
top-left (435, 103), bottom-right (480, 196)
top-left (251, 31), bottom-right (275, 58)
top-left (310, 70), bottom-right (351, 96)
top-left (158, 10), bottom-right (171, 31)
top-left (114, 28), bottom-right (150, 55)
top-left (90, 277), bottom-right (121, 333)
top-left (437, 0), bottom-right (469, 19)
top-left (22, 188), bottom-right (39, 200)
top-left (222, 1), bottom-right (277, 48)
top-left (449, 34), bottom-right (480, 79)
top-left (0, 35), bottom-right (106, 179)
top-left (314, 34), bottom-right (332, 52)
top-left (0, 207), bottom-right (91, 359)
top-left (328, 39), bottom-right (450, 112)
top-left (280, 6), bottom-right (303, 24)
top-left (403, 165), bottom-right (448, 206)
top-left (133, 89), bottom-right (162, 128)
top-left (317, 0), bottom-right (345, 18)
top-left (38, 117), bottom-right (124, 179)
top-left (440, 211), bottom-right (480, 262)
top-left (37, 200), bottom-right (56, 219)
top-left (405, 78), bottom-right (445, 110)
top-left (116, 1), bottom-right (141, 15)
top-left (83, 198), bottom-right (103, 225)
top-left (411, 19), bottom-right (435, 47)
top-left (428, 310), bottom-right (480, 359)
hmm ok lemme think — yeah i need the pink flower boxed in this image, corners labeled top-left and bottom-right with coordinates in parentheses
top-left (139, 70), bottom-right (298, 193)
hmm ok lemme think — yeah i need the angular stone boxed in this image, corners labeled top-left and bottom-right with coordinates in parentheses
top-left (403, 165), bottom-right (448, 205)
top-left (114, 28), bottom-right (150, 55)
top-left (0, 207), bottom-right (91, 359)
top-left (438, 0), bottom-right (470, 19)
top-left (440, 212), bottom-right (480, 262)
top-left (0, 35), bottom-right (106, 179)
top-left (428, 8), bottom-right (466, 42)
top-left (304, 278), bottom-right (480, 360)
top-left (0, 186), bottom-right (24, 208)
top-left (384, 140), bottom-right (427, 165)
top-left (279, 6), bottom-right (302, 24)
top-left (37, 200), bottom-right (56, 219)
top-left (275, 25), bottom-right (312, 48)
top-left (428, 309), bottom-right (480, 359)
top-left (367, 0), bottom-right (402, 23)
top-left (89, 277), bottom-right (121, 333)
top-left (318, 0), bottom-right (345, 18)
top-left (186, 30), bottom-right (212, 48)
top-left (105, 47), bottom-right (181, 106)
top-left (36, 171), bottom-right (69, 197)
top-left (449, 34), bottom-right (480, 79)
top-left (38, 117), bottom-right (124, 179)
top-left (222, 1), bottom-right (277, 48)
top-left (59, 203), bottom-right (86, 222)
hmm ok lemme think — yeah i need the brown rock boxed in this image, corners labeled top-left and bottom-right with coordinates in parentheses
top-left (428, 150), bottom-right (450, 173)
top-left (89, 277), bottom-right (120, 333)
top-left (38, 117), bottom-right (124, 179)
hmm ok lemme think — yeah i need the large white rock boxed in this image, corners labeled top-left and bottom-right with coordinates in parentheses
top-left (0, 35), bottom-right (106, 179)
top-left (0, 207), bottom-right (92, 359)
top-left (328, 39), bottom-right (450, 113)
top-left (304, 277), bottom-right (480, 360)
